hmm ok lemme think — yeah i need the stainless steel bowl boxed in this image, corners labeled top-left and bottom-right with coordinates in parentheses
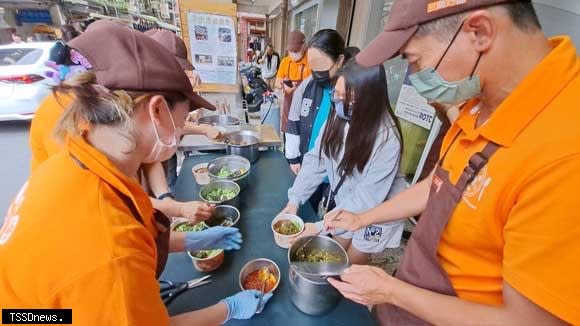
top-left (287, 236), bottom-right (349, 315)
top-left (199, 180), bottom-right (241, 207)
top-left (204, 205), bottom-right (240, 227)
top-left (225, 130), bottom-right (260, 163)
top-left (197, 114), bottom-right (240, 127)
top-left (208, 155), bottom-right (251, 190)
top-left (239, 258), bottom-right (281, 294)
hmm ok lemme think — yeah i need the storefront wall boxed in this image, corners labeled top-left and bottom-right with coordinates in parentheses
top-left (289, 0), bottom-right (340, 43)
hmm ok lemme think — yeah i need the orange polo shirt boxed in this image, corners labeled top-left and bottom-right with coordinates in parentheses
top-left (0, 136), bottom-right (168, 325)
top-left (277, 54), bottom-right (311, 82)
top-left (437, 37), bottom-right (580, 324)
top-left (29, 92), bottom-right (73, 171)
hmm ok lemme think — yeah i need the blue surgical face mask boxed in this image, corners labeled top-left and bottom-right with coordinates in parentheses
top-left (334, 100), bottom-right (351, 121)
top-left (408, 21), bottom-right (483, 105)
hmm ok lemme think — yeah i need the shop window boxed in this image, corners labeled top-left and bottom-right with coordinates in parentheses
top-left (293, 4), bottom-right (318, 43)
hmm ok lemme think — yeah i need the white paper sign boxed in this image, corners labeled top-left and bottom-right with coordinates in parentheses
top-left (394, 84), bottom-right (436, 130)
top-left (187, 12), bottom-right (237, 85)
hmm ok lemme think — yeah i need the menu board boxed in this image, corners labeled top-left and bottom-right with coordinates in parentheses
top-left (187, 12), bottom-right (237, 85)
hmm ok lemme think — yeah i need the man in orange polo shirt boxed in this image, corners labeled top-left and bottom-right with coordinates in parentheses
top-left (323, 1), bottom-right (580, 325)
top-left (275, 31), bottom-right (311, 133)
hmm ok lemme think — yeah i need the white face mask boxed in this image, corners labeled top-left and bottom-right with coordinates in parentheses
top-left (143, 105), bottom-right (180, 164)
top-left (289, 51), bottom-right (303, 61)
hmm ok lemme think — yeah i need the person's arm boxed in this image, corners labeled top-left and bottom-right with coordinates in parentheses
top-left (275, 57), bottom-right (288, 90)
top-left (329, 266), bottom-right (567, 326)
top-left (325, 168), bottom-right (434, 232)
top-left (143, 163), bottom-right (213, 221)
top-left (171, 290), bottom-right (272, 326)
top-left (285, 128), bottom-right (328, 213)
top-left (285, 78), bottom-right (310, 167)
top-left (183, 122), bottom-right (222, 140)
top-left (330, 155), bottom-right (580, 325)
top-left (170, 303), bottom-right (228, 326)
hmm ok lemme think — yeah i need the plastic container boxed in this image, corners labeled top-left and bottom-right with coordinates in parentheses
top-left (271, 213), bottom-right (305, 249)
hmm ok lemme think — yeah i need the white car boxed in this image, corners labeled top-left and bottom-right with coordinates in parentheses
top-left (0, 42), bottom-right (56, 121)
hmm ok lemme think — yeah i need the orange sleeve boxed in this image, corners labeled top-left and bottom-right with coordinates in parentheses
top-left (54, 253), bottom-right (170, 326)
top-left (29, 115), bottom-right (49, 172)
top-left (277, 57), bottom-right (289, 79)
top-left (503, 154), bottom-right (580, 324)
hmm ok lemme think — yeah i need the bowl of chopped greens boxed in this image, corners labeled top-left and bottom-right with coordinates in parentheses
top-left (208, 155), bottom-right (251, 190)
top-left (172, 219), bottom-right (225, 272)
top-left (271, 213), bottom-right (305, 248)
top-left (200, 180), bottom-right (241, 207)
top-left (204, 205), bottom-right (240, 228)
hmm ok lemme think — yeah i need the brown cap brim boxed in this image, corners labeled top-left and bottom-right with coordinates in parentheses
top-left (186, 92), bottom-right (216, 111)
top-left (356, 25), bottom-right (418, 67)
top-left (176, 56), bottom-right (194, 71)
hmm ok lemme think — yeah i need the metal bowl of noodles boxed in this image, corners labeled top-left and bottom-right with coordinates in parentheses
top-left (199, 180), bottom-right (240, 208)
top-left (204, 205), bottom-right (240, 228)
top-left (171, 219), bottom-right (225, 272)
top-left (208, 155), bottom-right (251, 190)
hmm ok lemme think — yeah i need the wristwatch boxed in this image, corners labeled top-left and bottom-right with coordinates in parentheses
top-left (157, 192), bottom-right (174, 200)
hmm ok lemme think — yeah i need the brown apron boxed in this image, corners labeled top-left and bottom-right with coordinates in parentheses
top-left (281, 62), bottom-right (305, 133)
top-left (373, 138), bottom-right (500, 325)
top-left (118, 192), bottom-right (170, 279)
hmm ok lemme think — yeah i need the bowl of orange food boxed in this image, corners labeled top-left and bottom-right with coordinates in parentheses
top-left (239, 258), bottom-right (280, 296)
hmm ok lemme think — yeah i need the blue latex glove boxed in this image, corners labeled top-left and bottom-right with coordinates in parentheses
top-left (184, 226), bottom-right (242, 252)
top-left (222, 290), bottom-right (274, 323)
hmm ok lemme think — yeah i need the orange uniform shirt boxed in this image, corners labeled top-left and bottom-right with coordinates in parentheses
top-left (276, 54), bottom-right (311, 82)
top-left (29, 92), bottom-right (73, 171)
top-left (0, 136), bottom-right (168, 325)
top-left (437, 37), bottom-right (580, 324)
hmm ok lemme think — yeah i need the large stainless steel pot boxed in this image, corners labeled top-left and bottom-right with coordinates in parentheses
top-left (287, 236), bottom-right (349, 315)
top-left (207, 155), bottom-right (251, 190)
top-left (225, 130), bottom-right (260, 163)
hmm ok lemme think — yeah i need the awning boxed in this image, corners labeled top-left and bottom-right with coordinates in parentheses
top-left (129, 11), bottom-right (160, 23)
top-left (89, 12), bottom-right (131, 24)
top-left (157, 21), bottom-right (180, 32)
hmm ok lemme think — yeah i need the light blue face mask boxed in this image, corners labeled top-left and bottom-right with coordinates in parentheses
top-left (409, 66), bottom-right (481, 105)
top-left (334, 100), bottom-right (351, 121)
top-left (408, 20), bottom-right (483, 105)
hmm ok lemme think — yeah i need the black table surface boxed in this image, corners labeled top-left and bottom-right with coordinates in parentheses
top-left (162, 150), bottom-right (376, 325)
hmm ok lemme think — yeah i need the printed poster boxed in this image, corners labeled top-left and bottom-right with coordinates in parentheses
top-left (187, 12), bottom-right (237, 85)
top-left (394, 74), bottom-right (436, 130)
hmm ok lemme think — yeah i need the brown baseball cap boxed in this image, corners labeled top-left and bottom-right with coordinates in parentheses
top-left (287, 31), bottom-right (306, 52)
top-left (68, 20), bottom-right (213, 110)
top-left (357, 0), bottom-right (517, 66)
top-left (144, 29), bottom-right (194, 71)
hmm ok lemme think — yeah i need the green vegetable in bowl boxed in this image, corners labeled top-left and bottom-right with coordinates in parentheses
top-left (295, 249), bottom-right (342, 263)
top-left (175, 222), bottom-right (205, 232)
top-left (216, 167), bottom-right (246, 178)
top-left (274, 219), bottom-right (301, 235)
top-left (191, 249), bottom-right (221, 259)
top-left (204, 188), bottom-right (237, 202)
top-left (175, 222), bottom-right (222, 259)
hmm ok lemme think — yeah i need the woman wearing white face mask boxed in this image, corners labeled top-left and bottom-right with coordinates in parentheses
top-left (0, 22), bottom-right (268, 325)
top-left (275, 31), bottom-right (312, 134)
